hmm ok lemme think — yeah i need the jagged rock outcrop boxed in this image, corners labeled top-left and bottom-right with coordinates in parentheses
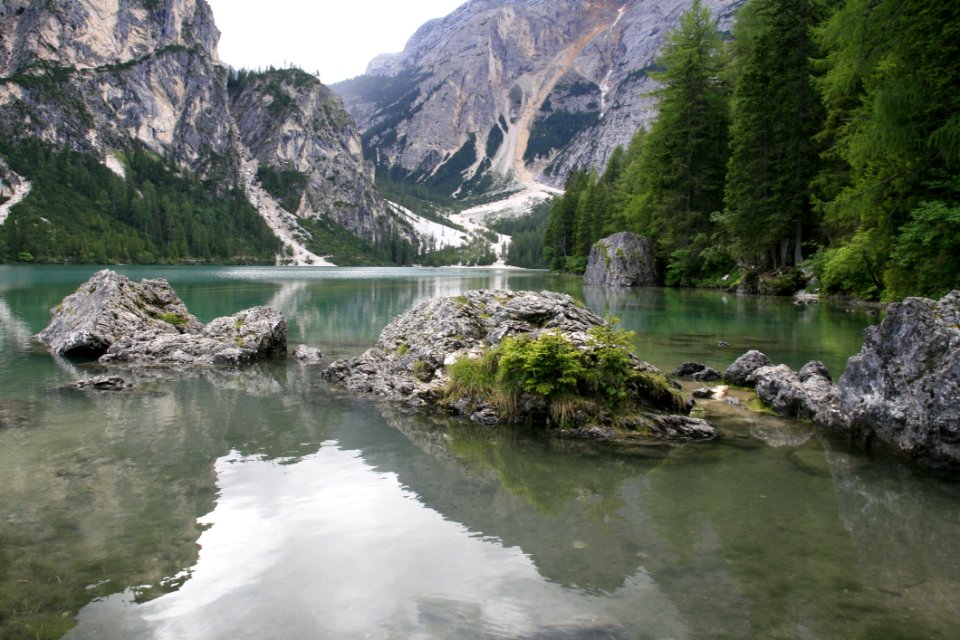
top-left (583, 232), bottom-right (657, 288)
top-left (323, 289), bottom-right (714, 441)
top-left (754, 361), bottom-right (838, 423)
top-left (0, 0), bottom-right (234, 172)
top-left (673, 361), bottom-right (722, 382)
top-left (36, 269), bottom-right (202, 357)
top-left (833, 291), bottom-right (960, 469)
top-left (334, 0), bottom-right (742, 194)
top-left (36, 269), bottom-right (286, 366)
top-left (742, 292), bottom-right (960, 469)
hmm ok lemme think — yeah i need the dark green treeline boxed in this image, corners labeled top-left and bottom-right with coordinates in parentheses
top-left (544, 0), bottom-right (960, 301)
top-left (0, 139), bottom-right (280, 264)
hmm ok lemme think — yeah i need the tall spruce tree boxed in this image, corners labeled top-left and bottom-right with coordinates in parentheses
top-left (724, 0), bottom-right (827, 271)
top-left (814, 0), bottom-right (960, 299)
top-left (627, 0), bottom-right (729, 284)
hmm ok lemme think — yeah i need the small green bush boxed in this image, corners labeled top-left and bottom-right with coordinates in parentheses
top-left (445, 321), bottom-right (680, 426)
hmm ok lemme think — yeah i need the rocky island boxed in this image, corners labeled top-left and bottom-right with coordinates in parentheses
top-left (36, 270), bottom-right (286, 367)
top-left (323, 289), bottom-right (716, 442)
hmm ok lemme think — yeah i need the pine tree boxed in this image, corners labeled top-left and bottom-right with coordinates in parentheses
top-left (629, 0), bottom-right (729, 283)
top-left (814, 0), bottom-right (960, 299)
top-left (724, 0), bottom-right (827, 271)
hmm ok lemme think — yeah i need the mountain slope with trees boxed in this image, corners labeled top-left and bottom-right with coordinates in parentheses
top-left (540, 0), bottom-right (959, 301)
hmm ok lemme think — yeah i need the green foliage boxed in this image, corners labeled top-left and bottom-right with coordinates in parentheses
top-left (417, 236), bottom-right (496, 267)
top-left (445, 322), bottom-right (679, 427)
top-left (489, 202), bottom-right (550, 269)
top-left (496, 331), bottom-right (586, 398)
top-left (886, 199), bottom-right (960, 299)
top-left (425, 133), bottom-right (479, 194)
top-left (255, 164), bottom-right (307, 213)
top-left (819, 228), bottom-right (886, 298)
top-left (486, 123), bottom-right (504, 159)
top-left (0, 139), bottom-right (279, 264)
top-left (154, 312), bottom-right (188, 326)
top-left (297, 215), bottom-right (414, 266)
top-left (813, 0), bottom-right (960, 299)
top-left (524, 110), bottom-right (600, 162)
top-left (628, 0), bottom-right (729, 281)
top-left (723, 0), bottom-right (827, 270)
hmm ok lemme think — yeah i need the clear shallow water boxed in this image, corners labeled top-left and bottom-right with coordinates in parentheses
top-left (1, 266), bottom-right (958, 640)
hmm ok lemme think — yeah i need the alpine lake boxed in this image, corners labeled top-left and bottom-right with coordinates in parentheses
top-left (1, 265), bottom-right (958, 640)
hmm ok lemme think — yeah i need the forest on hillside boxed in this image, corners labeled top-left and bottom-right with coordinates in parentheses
top-left (542, 0), bottom-right (959, 301)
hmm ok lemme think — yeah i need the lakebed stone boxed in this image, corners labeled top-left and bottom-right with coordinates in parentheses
top-left (36, 270), bottom-right (286, 367)
top-left (724, 350), bottom-right (773, 387)
top-left (323, 289), bottom-right (715, 442)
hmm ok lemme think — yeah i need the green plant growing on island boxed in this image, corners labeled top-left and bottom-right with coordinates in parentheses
top-left (445, 321), bottom-right (681, 427)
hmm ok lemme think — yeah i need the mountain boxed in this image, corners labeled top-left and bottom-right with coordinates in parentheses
top-left (334, 0), bottom-right (742, 198)
top-left (0, 0), bottom-right (423, 265)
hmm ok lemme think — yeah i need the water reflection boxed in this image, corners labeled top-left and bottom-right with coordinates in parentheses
top-left (1, 267), bottom-right (956, 640)
top-left (69, 446), bottom-right (657, 640)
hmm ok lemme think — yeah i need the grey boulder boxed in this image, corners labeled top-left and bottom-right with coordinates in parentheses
top-left (583, 232), bottom-right (657, 288)
top-left (835, 291), bottom-right (960, 469)
top-left (723, 350), bottom-right (773, 387)
top-left (36, 270), bottom-right (286, 367)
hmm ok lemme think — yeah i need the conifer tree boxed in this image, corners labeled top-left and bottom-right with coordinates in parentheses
top-left (628, 0), bottom-right (729, 283)
top-left (724, 0), bottom-right (827, 271)
top-left (814, 0), bottom-right (960, 298)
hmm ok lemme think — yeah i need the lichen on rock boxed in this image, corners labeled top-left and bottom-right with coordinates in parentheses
top-left (583, 232), bottom-right (658, 288)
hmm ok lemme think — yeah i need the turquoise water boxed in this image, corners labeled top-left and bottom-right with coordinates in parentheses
top-left (1, 266), bottom-right (957, 639)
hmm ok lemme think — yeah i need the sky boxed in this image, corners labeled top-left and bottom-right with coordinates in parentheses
top-left (205, 0), bottom-right (466, 84)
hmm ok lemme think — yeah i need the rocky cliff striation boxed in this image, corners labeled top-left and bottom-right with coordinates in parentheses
top-left (335, 0), bottom-right (742, 195)
top-left (0, 0), bottom-right (233, 171)
top-left (0, 0), bottom-right (414, 263)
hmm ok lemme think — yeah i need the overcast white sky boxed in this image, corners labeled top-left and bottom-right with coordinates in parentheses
top-left (206, 0), bottom-right (465, 83)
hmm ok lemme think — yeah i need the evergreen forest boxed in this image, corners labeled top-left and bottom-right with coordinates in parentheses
top-left (543, 0), bottom-right (960, 301)
top-left (0, 139), bottom-right (280, 264)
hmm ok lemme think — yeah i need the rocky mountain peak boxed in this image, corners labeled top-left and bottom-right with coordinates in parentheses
top-left (0, 0), bottom-right (220, 76)
top-left (337, 0), bottom-right (741, 195)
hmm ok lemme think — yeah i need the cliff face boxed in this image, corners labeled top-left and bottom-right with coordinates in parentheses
top-left (335, 0), bottom-right (741, 193)
top-left (0, 0), bottom-right (407, 263)
top-left (228, 69), bottom-right (402, 244)
top-left (0, 0), bottom-right (234, 172)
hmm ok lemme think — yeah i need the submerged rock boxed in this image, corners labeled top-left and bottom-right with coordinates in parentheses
top-left (292, 345), bottom-right (325, 363)
top-left (75, 376), bottom-right (132, 392)
top-left (36, 270), bottom-right (286, 367)
top-left (583, 232), bottom-right (658, 288)
top-left (323, 289), bottom-right (714, 442)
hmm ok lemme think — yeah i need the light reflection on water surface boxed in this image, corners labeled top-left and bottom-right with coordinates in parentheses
top-left (0, 266), bottom-right (956, 639)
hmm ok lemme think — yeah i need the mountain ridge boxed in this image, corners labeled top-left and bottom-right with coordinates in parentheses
top-left (335, 0), bottom-right (742, 196)
top-left (0, 0), bottom-right (430, 265)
